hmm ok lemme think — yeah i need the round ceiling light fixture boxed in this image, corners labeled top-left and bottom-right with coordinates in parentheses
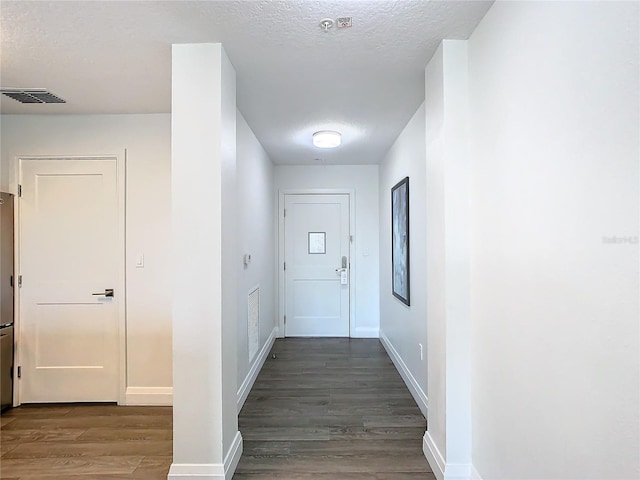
top-left (313, 130), bottom-right (341, 148)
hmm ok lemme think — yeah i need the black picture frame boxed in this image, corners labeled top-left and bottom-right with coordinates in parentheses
top-left (391, 177), bottom-right (410, 306)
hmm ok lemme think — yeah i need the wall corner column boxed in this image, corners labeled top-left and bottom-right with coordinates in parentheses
top-left (424, 39), bottom-right (472, 480)
top-left (169, 43), bottom-right (241, 480)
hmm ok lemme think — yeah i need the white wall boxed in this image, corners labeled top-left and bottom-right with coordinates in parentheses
top-left (236, 110), bottom-right (276, 409)
top-left (378, 103), bottom-right (428, 416)
top-left (170, 43), bottom-right (241, 478)
top-left (424, 46), bottom-right (447, 465)
top-left (422, 40), bottom-right (473, 479)
top-left (468, 2), bottom-right (639, 479)
top-left (275, 165), bottom-right (379, 337)
top-left (219, 45), bottom-right (240, 462)
top-left (0, 114), bottom-right (172, 404)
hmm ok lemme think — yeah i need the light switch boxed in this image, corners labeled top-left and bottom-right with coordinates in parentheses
top-left (135, 254), bottom-right (144, 268)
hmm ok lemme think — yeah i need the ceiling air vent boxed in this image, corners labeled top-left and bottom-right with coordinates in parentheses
top-left (1, 88), bottom-right (66, 104)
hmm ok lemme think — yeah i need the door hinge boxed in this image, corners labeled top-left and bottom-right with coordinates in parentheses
top-left (284, 315), bottom-right (286, 325)
top-left (284, 209), bottom-right (286, 218)
top-left (350, 235), bottom-right (353, 243)
top-left (17, 275), bottom-right (22, 288)
top-left (284, 262), bottom-right (286, 271)
top-left (18, 185), bottom-right (22, 197)
top-left (17, 366), bottom-right (21, 379)
top-left (10, 275), bottom-right (13, 287)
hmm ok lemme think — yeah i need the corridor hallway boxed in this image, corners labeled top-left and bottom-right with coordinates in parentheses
top-left (0, 339), bottom-right (430, 479)
top-left (234, 338), bottom-right (433, 479)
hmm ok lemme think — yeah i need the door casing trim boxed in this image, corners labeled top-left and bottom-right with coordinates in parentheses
top-left (16, 154), bottom-right (127, 405)
top-left (277, 189), bottom-right (356, 338)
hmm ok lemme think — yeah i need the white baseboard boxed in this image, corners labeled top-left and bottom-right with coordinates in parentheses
top-left (424, 431), bottom-right (445, 480)
top-left (379, 331), bottom-right (428, 418)
top-left (444, 464), bottom-right (474, 480)
top-left (168, 431), bottom-right (243, 479)
top-left (350, 327), bottom-right (379, 338)
top-left (125, 387), bottom-right (172, 406)
top-left (224, 431), bottom-right (243, 479)
top-left (237, 326), bottom-right (278, 413)
top-left (168, 463), bottom-right (224, 479)
top-left (470, 465), bottom-right (483, 480)
top-left (423, 431), bottom-right (476, 480)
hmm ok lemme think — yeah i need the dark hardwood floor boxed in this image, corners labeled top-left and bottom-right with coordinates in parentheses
top-left (0, 404), bottom-right (172, 479)
top-left (0, 338), bottom-right (432, 479)
top-left (235, 338), bottom-right (434, 479)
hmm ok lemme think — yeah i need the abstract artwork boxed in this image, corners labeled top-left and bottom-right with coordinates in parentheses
top-left (391, 177), bottom-right (410, 306)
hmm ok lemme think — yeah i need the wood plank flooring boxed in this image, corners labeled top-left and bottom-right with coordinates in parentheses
top-left (0, 338), bottom-right (432, 479)
top-left (235, 338), bottom-right (434, 479)
top-left (0, 405), bottom-right (172, 479)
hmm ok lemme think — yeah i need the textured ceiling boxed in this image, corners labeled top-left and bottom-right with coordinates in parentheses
top-left (0, 1), bottom-right (493, 165)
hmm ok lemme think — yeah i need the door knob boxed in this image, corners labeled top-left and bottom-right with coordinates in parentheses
top-left (92, 289), bottom-right (114, 298)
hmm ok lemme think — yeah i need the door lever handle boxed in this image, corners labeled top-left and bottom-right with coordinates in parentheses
top-left (335, 268), bottom-right (347, 273)
top-left (92, 289), bottom-right (114, 298)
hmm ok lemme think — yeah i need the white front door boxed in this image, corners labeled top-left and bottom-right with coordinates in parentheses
top-left (284, 194), bottom-right (350, 337)
top-left (19, 158), bottom-right (120, 403)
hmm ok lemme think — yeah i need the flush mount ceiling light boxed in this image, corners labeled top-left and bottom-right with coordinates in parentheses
top-left (313, 130), bottom-right (341, 148)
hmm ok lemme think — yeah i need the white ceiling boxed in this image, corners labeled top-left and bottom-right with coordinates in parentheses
top-left (0, 1), bottom-right (492, 165)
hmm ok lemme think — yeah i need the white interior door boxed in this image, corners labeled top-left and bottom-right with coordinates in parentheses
top-left (20, 158), bottom-right (120, 403)
top-left (284, 194), bottom-right (350, 337)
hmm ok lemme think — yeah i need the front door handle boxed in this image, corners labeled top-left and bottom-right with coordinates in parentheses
top-left (92, 289), bottom-right (114, 298)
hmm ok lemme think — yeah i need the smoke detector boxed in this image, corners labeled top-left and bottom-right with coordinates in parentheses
top-left (319, 18), bottom-right (334, 32)
top-left (337, 17), bottom-right (352, 28)
top-left (1, 88), bottom-right (66, 104)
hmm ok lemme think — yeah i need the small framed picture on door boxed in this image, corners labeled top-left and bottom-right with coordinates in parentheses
top-left (391, 177), bottom-right (410, 306)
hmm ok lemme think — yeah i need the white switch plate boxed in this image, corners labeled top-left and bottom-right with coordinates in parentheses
top-left (135, 254), bottom-right (144, 268)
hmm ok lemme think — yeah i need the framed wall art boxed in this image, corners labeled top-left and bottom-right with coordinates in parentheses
top-left (391, 176), bottom-right (410, 306)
